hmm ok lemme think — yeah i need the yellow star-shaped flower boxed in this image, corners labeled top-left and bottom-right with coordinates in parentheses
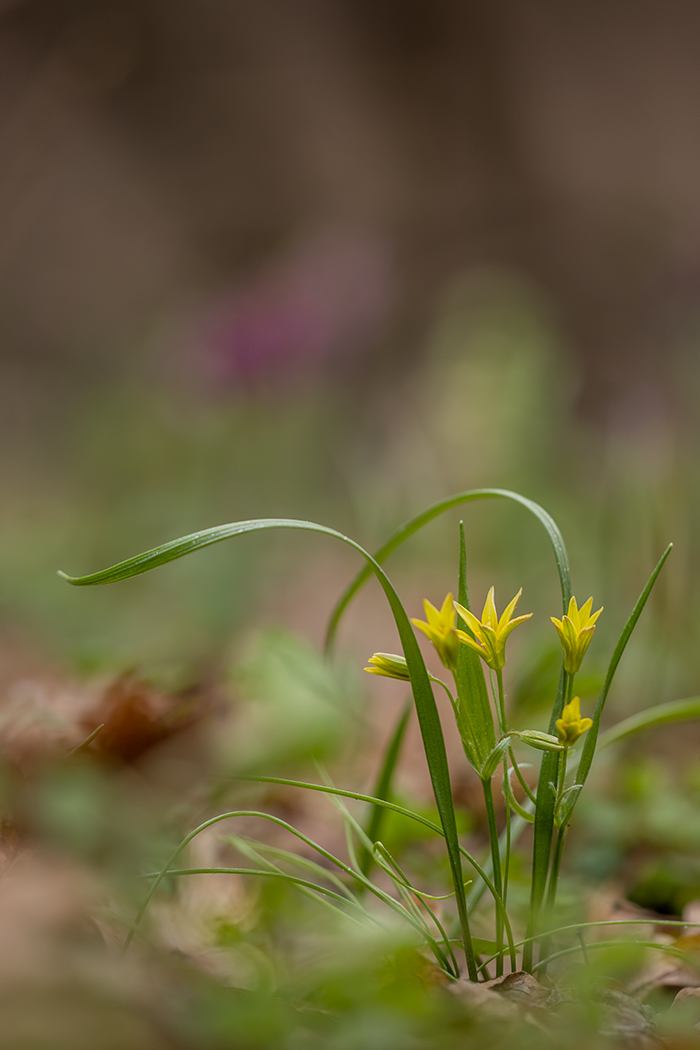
top-left (551, 596), bottom-right (603, 675)
top-left (453, 587), bottom-right (532, 671)
top-left (555, 696), bottom-right (592, 746)
top-left (411, 593), bottom-right (461, 672)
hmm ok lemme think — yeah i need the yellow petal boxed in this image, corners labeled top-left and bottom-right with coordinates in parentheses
top-left (578, 597), bottom-right (593, 622)
top-left (423, 599), bottom-right (441, 628)
top-left (453, 601), bottom-right (486, 642)
top-left (560, 616), bottom-right (578, 644)
top-left (456, 630), bottom-right (486, 657)
top-left (498, 611), bottom-right (533, 643)
top-left (482, 586), bottom-right (498, 629)
top-left (439, 592), bottom-right (455, 625)
top-left (567, 596), bottom-right (580, 630)
top-left (498, 588), bottom-right (523, 631)
top-left (567, 696), bottom-right (582, 721)
top-left (411, 618), bottom-right (435, 643)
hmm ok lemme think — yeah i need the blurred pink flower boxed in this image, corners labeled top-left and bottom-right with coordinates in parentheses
top-left (200, 227), bottom-right (394, 384)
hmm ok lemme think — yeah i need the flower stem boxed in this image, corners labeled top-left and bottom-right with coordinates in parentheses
top-left (495, 668), bottom-right (507, 735)
top-left (523, 668), bottom-right (574, 972)
top-left (502, 758), bottom-right (512, 971)
top-left (482, 775), bottom-right (504, 975)
top-left (538, 823), bottom-right (568, 975)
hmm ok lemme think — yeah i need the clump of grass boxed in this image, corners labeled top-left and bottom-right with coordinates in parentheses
top-left (60, 488), bottom-right (700, 985)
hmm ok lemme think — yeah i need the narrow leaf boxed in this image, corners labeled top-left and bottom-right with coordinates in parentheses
top-left (60, 518), bottom-right (476, 976)
top-left (454, 521), bottom-right (495, 769)
top-left (359, 700), bottom-right (411, 877)
top-left (324, 488), bottom-right (571, 655)
top-left (563, 542), bottom-right (673, 823)
top-left (598, 695), bottom-right (700, 750)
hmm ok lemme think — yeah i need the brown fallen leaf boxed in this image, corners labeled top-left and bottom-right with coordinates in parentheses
top-left (80, 676), bottom-right (203, 765)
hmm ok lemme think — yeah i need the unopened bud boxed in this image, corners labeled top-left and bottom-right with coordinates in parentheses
top-left (513, 729), bottom-right (565, 753)
top-left (364, 653), bottom-right (410, 681)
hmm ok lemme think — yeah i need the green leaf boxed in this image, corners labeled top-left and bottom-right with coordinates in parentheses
top-left (481, 737), bottom-right (511, 781)
top-left (598, 694), bottom-right (700, 750)
top-left (324, 488), bottom-right (571, 655)
top-left (562, 542), bottom-right (673, 825)
top-left (454, 521), bottom-right (494, 770)
top-left (60, 517), bottom-right (477, 977)
top-left (359, 700), bottom-right (411, 877)
top-left (524, 664), bottom-right (568, 971)
top-left (241, 775), bottom-right (517, 968)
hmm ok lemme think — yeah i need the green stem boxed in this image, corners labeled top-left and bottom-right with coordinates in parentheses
top-left (495, 668), bottom-right (507, 735)
top-left (509, 747), bottom-right (536, 804)
top-left (502, 758), bottom-right (512, 972)
top-left (359, 701), bottom-right (411, 878)
top-left (538, 822), bottom-right (568, 975)
top-left (438, 674), bottom-right (480, 769)
top-left (482, 776), bottom-right (504, 976)
top-left (523, 670), bottom-right (573, 972)
top-left (554, 747), bottom-right (569, 826)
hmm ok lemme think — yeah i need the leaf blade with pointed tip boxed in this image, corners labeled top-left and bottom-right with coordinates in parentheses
top-left (60, 517), bottom-right (477, 977)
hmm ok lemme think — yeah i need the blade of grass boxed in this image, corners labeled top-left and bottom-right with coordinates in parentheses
top-left (523, 665), bottom-right (569, 972)
top-left (66, 723), bottom-right (104, 757)
top-left (598, 695), bottom-right (700, 749)
top-left (140, 867), bottom-right (367, 909)
top-left (324, 488), bottom-right (571, 655)
top-left (240, 774), bottom-right (517, 965)
top-left (532, 940), bottom-right (688, 973)
top-left (562, 543), bottom-right (673, 826)
top-left (525, 545), bottom-right (672, 970)
top-left (221, 834), bottom-right (359, 901)
top-left (455, 521), bottom-right (494, 769)
top-left (468, 691), bottom-right (700, 914)
top-left (60, 519), bottom-right (476, 976)
top-left (478, 919), bottom-right (700, 971)
top-left (359, 700), bottom-right (411, 877)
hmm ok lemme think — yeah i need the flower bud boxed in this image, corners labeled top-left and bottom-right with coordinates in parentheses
top-left (481, 737), bottom-right (511, 779)
top-left (513, 729), bottom-right (565, 753)
top-left (364, 653), bottom-right (410, 681)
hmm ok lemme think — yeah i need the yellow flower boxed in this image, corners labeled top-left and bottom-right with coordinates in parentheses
top-left (551, 596), bottom-right (603, 674)
top-left (453, 587), bottom-right (532, 671)
top-left (411, 593), bottom-right (461, 672)
top-left (555, 696), bottom-right (593, 746)
top-left (364, 652), bottom-right (410, 681)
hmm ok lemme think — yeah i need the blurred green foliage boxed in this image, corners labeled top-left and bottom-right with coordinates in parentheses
top-left (2, 272), bottom-right (700, 1045)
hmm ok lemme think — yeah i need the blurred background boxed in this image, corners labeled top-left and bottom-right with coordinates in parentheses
top-left (2, 0), bottom-right (700, 678)
top-left (1, 3), bottom-right (700, 1043)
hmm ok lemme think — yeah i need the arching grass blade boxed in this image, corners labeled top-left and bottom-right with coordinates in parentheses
top-left (324, 488), bottom-right (571, 655)
top-left (60, 517), bottom-right (477, 978)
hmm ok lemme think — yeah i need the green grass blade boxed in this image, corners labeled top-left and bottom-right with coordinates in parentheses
top-left (598, 695), bottom-right (700, 749)
top-left (222, 834), bottom-right (359, 900)
top-left (61, 518), bottom-right (476, 976)
top-left (454, 521), bottom-right (494, 769)
top-left (141, 866), bottom-right (365, 908)
top-left (241, 775), bottom-right (517, 966)
top-left (478, 919), bottom-right (700, 971)
top-left (128, 808), bottom-right (364, 948)
top-left (469, 688), bottom-right (700, 923)
top-left (532, 939), bottom-right (688, 973)
top-left (563, 542), bottom-right (673, 824)
top-left (324, 488), bottom-right (571, 655)
top-left (523, 665), bottom-right (568, 971)
top-left (359, 700), bottom-right (411, 877)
